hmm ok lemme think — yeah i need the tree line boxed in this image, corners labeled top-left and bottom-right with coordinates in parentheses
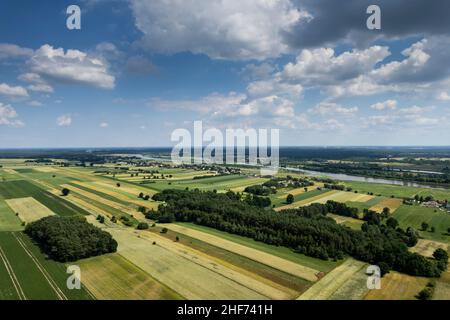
top-left (150, 189), bottom-right (447, 277)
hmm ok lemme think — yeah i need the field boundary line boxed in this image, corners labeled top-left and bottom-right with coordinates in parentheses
top-left (0, 244), bottom-right (27, 300)
top-left (13, 233), bottom-right (67, 300)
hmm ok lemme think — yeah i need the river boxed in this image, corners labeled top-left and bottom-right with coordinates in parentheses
top-left (284, 167), bottom-right (448, 190)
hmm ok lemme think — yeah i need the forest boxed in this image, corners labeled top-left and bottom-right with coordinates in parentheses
top-left (25, 216), bottom-right (118, 262)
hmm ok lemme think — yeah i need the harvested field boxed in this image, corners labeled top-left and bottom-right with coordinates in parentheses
top-left (328, 214), bottom-right (364, 230)
top-left (369, 198), bottom-right (403, 213)
top-left (164, 223), bottom-right (320, 282)
top-left (277, 185), bottom-right (319, 198)
top-left (77, 253), bottom-right (182, 300)
top-left (297, 259), bottom-right (367, 300)
top-left (275, 190), bottom-right (338, 210)
top-left (5, 197), bottom-right (55, 223)
top-left (410, 239), bottom-right (449, 257)
top-left (301, 191), bottom-right (374, 205)
top-left (138, 231), bottom-right (292, 300)
top-left (107, 227), bottom-right (269, 300)
top-left (434, 269), bottom-right (450, 300)
top-left (364, 271), bottom-right (429, 300)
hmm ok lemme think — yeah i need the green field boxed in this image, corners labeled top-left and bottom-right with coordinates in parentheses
top-left (393, 205), bottom-right (450, 242)
top-left (344, 181), bottom-right (450, 200)
top-left (0, 232), bottom-right (93, 300)
top-left (177, 222), bottom-right (340, 273)
top-left (0, 180), bottom-right (89, 217)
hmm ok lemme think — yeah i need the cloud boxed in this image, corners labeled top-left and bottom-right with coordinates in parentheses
top-left (56, 115), bottom-right (72, 127)
top-left (283, 0), bottom-right (450, 49)
top-left (0, 103), bottom-right (24, 127)
top-left (370, 100), bottom-right (397, 110)
top-left (99, 122), bottom-right (109, 128)
top-left (241, 63), bottom-right (276, 80)
top-left (309, 102), bottom-right (358, 116)
top-left (28, 101), bottom-right (43, 107)
top-left (18, 73), bottom-right (54, 93)
top-left (29, 45), bottom-right (115, 89)
top-left (438, 92), bottom-right (450, 101)
top-left (283, 46), bottom-right (390, 86)
top-left (0, 43), bottom-right (33, 59)
top-left (129, 0), bottom-right (308, 60)
top-left (0, 83), bottom-right (29, 98)
top-left (126, 56), bottom-right (156, 75)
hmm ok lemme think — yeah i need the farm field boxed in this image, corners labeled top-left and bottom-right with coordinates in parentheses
top-left (328, 214), bottom-right (364, 230)
top-left (5, 197), bottom-right (55, 224)
top-left (107, 226), bottom-right (269, 300)
top-left (369, 198), bottom-right (403, 213)
top-left (0, 161), bottom-right (449, 301)
top-left (0, 180), bottom-right (89, 217)
top-left (0, 232), bottom-right (92, 300)
top-left (297, 259), bottom-right (368, 300)
top-left (364, 272), bottom-right (429, 300)
top-left (163, 223), bottom-right (320, 282)
top-left (77, 253), bottom-right (182, 300)
top-left (393, 205), bottom-right (450, 243)
top-left (0, 200), bottom-right (22, 231)
top-left (410, 239), bottom-right (449, 257)
top-left (343, 181), bottom-right (450, 200)
top-left (175, 223), bottom-right (339, 273)
top-left (434, 268), bottom-right (450, 300)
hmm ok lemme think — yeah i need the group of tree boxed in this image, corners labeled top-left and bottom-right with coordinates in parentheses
top-left (244, 185), bottom-right (273, 196)
top-left (149, 189), bottom-right (445, 277)
top-left (138, 192), bottom-right (151, 200)
top-left (25, 216), bottom-right (117, 262)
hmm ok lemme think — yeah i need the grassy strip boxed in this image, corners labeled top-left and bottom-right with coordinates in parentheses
top-left (176, 222), bottom-right (340, 273)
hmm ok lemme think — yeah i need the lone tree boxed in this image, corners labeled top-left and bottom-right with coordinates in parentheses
top-left (61, 188), bottom-right (70, 196)
top-left (286, 194), bottom-right (294, 204)
top-left (137, 222), bottom-right (149, 230)
top-left (116, 183), bottom-right (121, 188)
top-left (138, 192), bottom-right (144, 199)
top-left (421, 222), bottom-right (429, 231)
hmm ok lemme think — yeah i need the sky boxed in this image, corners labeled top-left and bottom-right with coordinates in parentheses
top-left (1, 0), bottom-right (450, 148)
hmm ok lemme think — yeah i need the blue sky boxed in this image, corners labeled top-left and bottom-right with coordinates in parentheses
top-left (1, 0), bottom-right (450, 147)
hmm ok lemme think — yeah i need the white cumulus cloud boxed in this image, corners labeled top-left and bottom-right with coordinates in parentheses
top-left (29, 45), bottom-right (115, 89)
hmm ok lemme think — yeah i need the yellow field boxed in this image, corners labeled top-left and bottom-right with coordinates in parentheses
top-left (277, 185), bottom-right (320, 199)
top-left (410, 239), bottom-right (449, 257)
top-left (328, 214), bottom-right (364, 230)
top-left (60, 184), bottom-right (138, 216)
top-left (364, 271), bottom-right (429, 300)
top-left (434, 268), bottom-right (450, 300)
top-left (297, 258), bottom-right (367, 300)
top-left (276, 190), bottom-right (373, 211)
top-left (138, 231), bottom-right (294, 300)
top-left (77, 253), bottom-right (181, 300)
top-left (302, 191), bottom-right (374, 205)
top-left (5, 197), bottom-right (55, 223)
top-left (71, 181), bottom-right (159, 210)
top-left (107, 227), bottom-right (269, 300)
top-left (2, 169), bottom-right (18, 174)
top-left (164, 223), bottom-right (319, 282)
top-left (93, 180), bottom-right (156, 197)
top-left (369, 198), bottom-right (403, 213)
top-left (275, 190), bottom-right (339, 210)
top-left (34, 167), bottom-right (57, 173)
